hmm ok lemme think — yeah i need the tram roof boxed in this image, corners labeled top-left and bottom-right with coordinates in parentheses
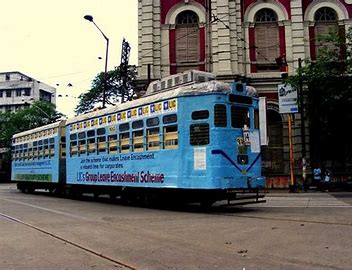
top-left (66, 80), bottom-right (231, 125)
top-left (12, 120), bottom-right (66, 139)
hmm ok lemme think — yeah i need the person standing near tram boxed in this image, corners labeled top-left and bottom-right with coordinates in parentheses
top-left (313, 165), bottom-right (322, 189)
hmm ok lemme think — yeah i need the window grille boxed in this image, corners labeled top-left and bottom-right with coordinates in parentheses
top-left (231, 106), bottom-right (250, 128)
top-left (192, 110), bottom-right (209, 120)
top-left (163, 114), bottom-right (177, 124)
top-left (190, 124), bottom-right (209, 145)
top-left (214, 104), bottom-right (227, 127)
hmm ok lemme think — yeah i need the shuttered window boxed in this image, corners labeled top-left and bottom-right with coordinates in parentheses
top-left (254, 9), bottom-right (279, 71)
top-left (314, 7), bottom-right (338, 55)
top-left (175, 11), bottom-right (199, 70)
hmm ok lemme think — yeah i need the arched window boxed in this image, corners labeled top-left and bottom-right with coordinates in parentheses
top-left (314, 7), bottom-right (338, 53)
top-left (254, 9), bottom-right (279, 71)
top-left (175, 11), bottom-right (199, 72)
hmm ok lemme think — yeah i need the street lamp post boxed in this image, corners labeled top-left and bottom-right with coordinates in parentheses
top-left (84, 15), bottom-right (109, 108)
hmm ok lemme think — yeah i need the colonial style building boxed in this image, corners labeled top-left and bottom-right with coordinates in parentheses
top-left (0, 71), bottom-right (56, 113)
top-left (137, 0), bottom-right (352, 187)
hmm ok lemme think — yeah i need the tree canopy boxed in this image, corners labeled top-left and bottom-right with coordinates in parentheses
top-left (0, 101), bottom-right (63, 150)
top-left (289, 27), bottom-right (352, 174)
top-left (75, 65), bottom-right (137, 115)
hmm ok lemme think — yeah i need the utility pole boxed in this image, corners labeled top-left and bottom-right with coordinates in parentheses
top-left (298, 58), bottom-right (307, 187)
top-left (84, 15), bottom-right (109, 108)
top-left (120, 38), bottom-right (131, 103)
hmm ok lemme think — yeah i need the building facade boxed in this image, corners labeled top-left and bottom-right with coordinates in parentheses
top-left (0, 71), bottom-right (56, 113)
top-left (137, 0), bottom-right (352, 187)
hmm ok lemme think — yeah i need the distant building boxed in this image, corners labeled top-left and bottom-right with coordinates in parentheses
top-left (0, 71), bottom-right (56, 113)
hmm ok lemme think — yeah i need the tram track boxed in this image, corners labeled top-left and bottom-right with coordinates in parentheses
top-left (2, 192), bottom-right (352, 228)
top-left (210, 211), bottom-right (352, 227)
top-left (0, 211), bottom-right (138, 270)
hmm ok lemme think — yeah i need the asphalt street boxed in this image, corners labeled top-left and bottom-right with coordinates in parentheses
top-left (0, 183), bottom-right (351, 270)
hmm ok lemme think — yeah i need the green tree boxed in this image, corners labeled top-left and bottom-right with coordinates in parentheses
top-left (75, 65), bottom-right (137, 115)
top-left (0, 101), bottom-right (63, 150)
top-left (289, 27), bottom-right (352, 175)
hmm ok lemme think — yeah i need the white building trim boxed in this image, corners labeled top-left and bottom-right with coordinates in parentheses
top-left (245, 0), bottom-right (289, 23)
top-left (165, 0), bottom-right (206, 25)
top-left (304, 0), bottom-right (349, 21)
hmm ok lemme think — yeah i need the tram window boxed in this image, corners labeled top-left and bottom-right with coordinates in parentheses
top-left (70, 133), bottom-right (77, 140)
top-left (38, 146), bottom-right (43, 158)
top-left (23, 149), bottom-right (28, 159)
top-left (79, 140), bottom-right (86, 154)
top-left (97, 128), bottom-right (106, 136)
top-left (70, 141), bottom-right (78, 156)
top-left (49, 137), bottom-right (55, 144)
top-left (146, 117), bottom-right (159, 127)
top-left (164, 125), bottom-right (178, 149)
top-left (132, 120), bottom-right (143, 129)
top-left (120, 132), bottom-right (130, 153)
top-left (147, 128), bottom-right (160, 150)
top-left (87, 130), bottom-right (95, 137)
top-left (192, 110), bottom-right (209, 120)
top-left (44, 145), bottom-right (49, 157)
top-left (108, 135), bottom-right (118, 154)
top-left (229, 94), bottom-right (252, 105)
top-left (33, 147), bottom-right (38, 159)
top-left (231, 106), bottom-right (250, 128)
top-left (132, 130), bottom-right (144, 152)
top-left (87, 138), bottom-right (96, 153)
top-left (78, 132), bottom-right (86, 139)
top-left (49, 144), bottom-right (55, 157)
top-left (119, 123), bottom-right (129, 132)
top-left (163, 114), bottom-right (177, 124)
top-left (214, 104), bottom-right (227, 127)
top-left (254, 109), bottom-right (259, 129)
top-left (97, 136), bottom-right (106, 153)
top-left (190, 124), bottom-right (210, 145)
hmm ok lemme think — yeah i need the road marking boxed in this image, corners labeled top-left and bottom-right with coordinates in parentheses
top-left (251, 195), bottom-right (351, 208)
top-left (0, 197), bottom-right (91, 220)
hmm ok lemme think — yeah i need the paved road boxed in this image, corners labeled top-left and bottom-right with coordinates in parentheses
top-left (1, 184), bottom-right (351, 270)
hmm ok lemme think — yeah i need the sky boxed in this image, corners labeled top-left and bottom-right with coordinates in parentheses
top-left (0, 0), bottom-right (138, 118)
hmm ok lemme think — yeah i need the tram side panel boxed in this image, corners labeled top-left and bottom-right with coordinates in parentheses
top-left (11, 127), bottom-right (64, 191)
top-left (64, 106), bottom-right (182, 190)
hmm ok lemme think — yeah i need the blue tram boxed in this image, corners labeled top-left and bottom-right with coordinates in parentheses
top-left (11, 70), bottom-right (266, 206)
top-left (11, 121), bottom-right (66, 193)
